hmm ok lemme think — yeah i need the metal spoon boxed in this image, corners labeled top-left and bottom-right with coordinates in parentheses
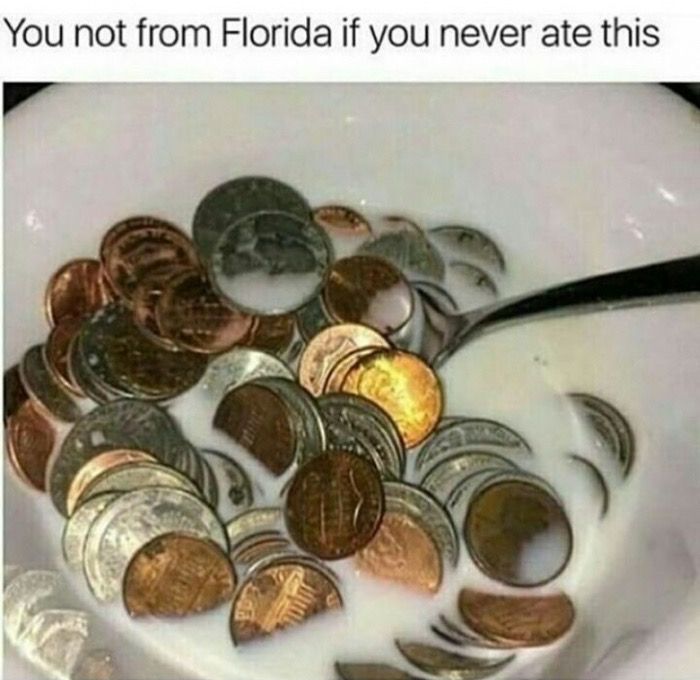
top-left (420, 254), bottom-right (700, 367)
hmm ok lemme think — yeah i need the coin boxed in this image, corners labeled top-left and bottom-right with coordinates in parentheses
top-left (413, 280), bottom-right (459, 314)
top-left (20, 344), bottom-right (82, 422)
top-left (244, 313), bottom-right (296, 354)
top-left (449, 261), bottom-right (498, 301)
top-left (342, 349), bottom-right (442, 448)
top-left (100, 216), bottom-right (200, 303)
top-left (324, 255), bottom-right (414, 334)
top-left (123, 533), bottom-right (236, 618)
top-left (464, 479), bottom-right (573, 587)
top-left (67, 334), bottom-right (118, 404)
top-left (6, 400), bottom-right (56, 491)
top-left (359, 229), bottom-right (445, 281)
top-left (429, 225), bottom-right (506, 273)
top-left (45, 316), bottom-right (85, 396)
top-left (230, 531), bottom-right (294, 575)
top-left (45, 258), bottom-right (111, 326)
top-left (4, 364), bottom-right (29, 424)
top-left (210, 210), bottom-right (333, 315)
top-left (226, 507), bottom-right (283, 549)
top-left (296, 296), bottom-right (333, 342)
top-left (230, 558), bottom-right (342, 644)
top-left (323, 347), bottom-right (381, 395)
top-left (73, 649), bottom-right (118, 680)
top-left (156, 270), bottom-right (254, 354)
top-left (298, 323), bottom-right (389, 397)
top-left (200, 449), bottom-right (254, 520)
top-left (335, 663), bottom-right (424, 680)
top-left (458, 588), bottom-right (575, 647)
top-left (355, 511), bottom-right (442, 594)
top-left (313, 205), bottom-right (372, 237)
top-left (285, 451), bottom-right (384, 560)
top-left (3, 570), bottom-right (62, 644)
top-left (433, 614), bottom-right (509, 650)
top-left (569, 454), bottom-right (610, 519)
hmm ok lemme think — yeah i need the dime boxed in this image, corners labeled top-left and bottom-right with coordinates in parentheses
top-left (200, 449), bottom-right (254, 520)
top-left (313, 205), bottom-right (372, 237)
top-left (45, 258), bottom-right (111, 326)
top-left (464, 479), bottom-right (573, 587)
top-left (230, 531), bottom-right (294, 575)
top-left (73, 649), bottom-right (118, 680)
top-left (296, 296), bottom-right (333, 342)
top-left (429, 225), bottom-right (506, 273)
top-left (3, 570), bottom-right (62, 644)
top-left (324, 255), bottom-right (414, 334)
top-left (342, 349), bottom-right (442, 448)
top-left (230, 558), bottom-right (342, 644)
top-left (285, 451), bottom-right (384, 559)
top-left (156, 270), bottom-right (254, 354)
top-left (100, 216), bottom-right (200, 303)
top-left (458, 588), bottom-right (575, 647)
top-left (244, 313), bottom-right (296, 354)
top-left (123, 533), bottom-right (236, 618)
top-left (4, 364), bottom-right (29, 424)
top-left (335, 663), bottom-right (424, 680)
top-left (569, 454), bottom-right (610, 519)
top-left (209, 210), bottom-right (333, 315)
top-left (355, 511), bottom-right (443, 594)
top-left (20, 344), bottom-right (82, 422)
top-left (67, 334), bottom-right (119, 404)
top-left (45, 316), bottom-right (85, 395)
top-left (298, 323), bottom-right (389, 397)
top-left (192, 176), bottom-right (311, 260)
top-left (226, 508), bottom-right (283, 549)
top-left (6, 400), bottom-right (56, 491)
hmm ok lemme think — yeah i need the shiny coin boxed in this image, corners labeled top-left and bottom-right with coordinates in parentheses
top-left (335, 663), bottom-right (424, 680)
top-left (4, 364), bottom-right (29, 424)
top-left (342, 349), bottom-right (442, 448)
top-left (324, 255), bottom-right (414, 334)
top-left (123, 533), bottom-right (236, 618)
top-left (225, 507), bottom-right (283, 549)
top-left (45, 316), bottom-right (85, 396)
top-left (298, 323), bottom-right (389, 397)
top-left (20, 344), bottom-right (82, 422)
top-left (313, 205), bottom-right (372, 237)
top-left (569, 454), bottom-right (610, 519)
top-left (285, 451), bottom-right (384, 560)
top-left (429, 225), bottom-right (506, 273)
top-left (3, 570), bottom-right (62, 644)
top-left (465, 479), bottom-right (573, 587)
top-left (458, 588), bottom-right (575, 647)
top-left (210, 210), bottom-right (333, 315)
top-left (244, 313), bottom-right (296, 354)
top-left (200, 449), bottom-right (254, 520)
top-left (193, 176), bottom-right (311, 260)
top-left (45, 258), bottom-right (111, 326)
top-left (6, 400), bottom-right (56, 491)
top-left (230, 558), bottom-right (342, 644)
top-left (296, 296), bottom-right (333, 342)
top-left (355, 511), bottom-right (442, 594)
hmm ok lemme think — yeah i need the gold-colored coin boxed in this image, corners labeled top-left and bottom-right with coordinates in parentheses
top-left (342, 349), bottom-right (442, 448)
top-left (355, 511), bottom-right (442, 594)
top-left (323, 347), bottom-right (380, 394)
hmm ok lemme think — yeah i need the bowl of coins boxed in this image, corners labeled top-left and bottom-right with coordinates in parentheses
top-left (4, 84), bottom-right (700, 680)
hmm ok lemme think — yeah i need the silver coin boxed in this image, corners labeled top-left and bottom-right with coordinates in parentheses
top-left (413, 280), bottom-right (459, 314)
top-left (20, 344), bottom-right (82, 422)
top-left (63, 492), bottom-right (122, 571)
top-left (296, 296), bottom-right (333, 342)
top-left (570, 454), bottom-right (610, 519)
top-left (83, 486), bottom-right (227, 602)
top-left (181, 442), bottom-right (208, 500)
top-left (384, 481), bottom-right (459, 568)
top-left (230, 530), bottom-right (294, 576)
top-left (335, 662), bottom-right (423, 680)
top-left (389, 286), bottom-right (424, 354)
top-left (209, 210), bottom-right (333, 315)
top-left (359, 229), bottom-right (445, 281)
top-left (449, 261), bottom-right (498, 299)
top-left (68, 334), bottom-right (118, 404)
top-left (225, 507), bottom-right (283, 550)
top-left (192, 175), bottom-right (311, 260)
top-left (199, 455), bottom-right (220, 509)
top-left (3, 570), bottom-right (62, 645)
top-left (435, 614), bottom-right (511, 650)
top-left (200, 448), bottom-right (254, 521)
top-left (199, 347), bottom-right (294, 403)
top-left (429, 225), bottom-right (506, 273)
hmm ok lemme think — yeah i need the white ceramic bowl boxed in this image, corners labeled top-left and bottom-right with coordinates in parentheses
top-left (4, 84), bottom-right (700, 679)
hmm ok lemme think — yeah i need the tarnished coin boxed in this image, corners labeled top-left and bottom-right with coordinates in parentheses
top-left (285, 451), bottom-right (384, 560)
top-left (200, 449), bottom-right (254, 520)
top-left (355, 511), bottom-right (443, 594)
top-left (458, 588), bottom-right (575, 647)
top-left (324, 255), bottom-right (414, 334)
top-left (3, 570), bottom-right (62, 644)
top-left (67, 334), bottom-right (119, 404)
top-left (313, 205), bottom-right (372, 237)
top-left (156, 270), bottom-right (254, 354)
top-left (192, 176), bottom-right (311, 260)
top-left (123, 533), bottom-right (236, 618)
top-left (296, 296), bottom-right (333, 342)
top-left (4, 364), bottom-right (29, 424)
top-left (100, 216), bottom-right (200, 303)
top-left (465, 479), bottom-right (573, 587)
top-left (226, 508), bottom-right (283, 549)
top-left (335, 663), bottom-right (424, 680)
top-left (429, 225), bottom-right (506, 273)
top-left (210, 210), bottom-right (333, 315)
top-left (244, 313), bottom-right (296, 354)
top-left (44, 317), bottom-right (86, 397)
top-left (6, 400), bottom-right (55, 491)
top-left (20, 344), bottom-right (82, 422)
top-left (45, 258), bottom-right (111, 326)
top-left (342, 349), bottom-right (443, 448)
top-left (73, 649), bottom-right (118, 680)
top-left (230, 558), bottom-right (342, 644)
top-left (298, 323), bottom-right (389, 397)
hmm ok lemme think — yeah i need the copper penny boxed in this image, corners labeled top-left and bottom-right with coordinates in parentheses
top-left (324, 255), bottom-right (413, 334)
top-left (298, 323), bottom-right (389, 398)
top-left (123, 533), bottom-right (236, 618)
top-left (313, 205), bottom-right (372, 236)
top-left (44, 258), bottom-right (112, 326)
top-left (342, 349), bottom-right (443, 448)
top-left (230, 559), bottom-right (342, 644)
top-left (4, 364), bottom-right (29, 424)
top-left (285, 451), bottom-right (384, 560)
top-left (157, 270), bottom-right (253, 354)
top-left (458, 588), bottom-right (575, 647)
top-left (244, 314), bottom-right (296, 354)
top-left (45, 316), bottom-right (85, 396)
top-left (6, 400), bottom-right (56, 491)
top-left (323, 347), bottom-right (381, 395)
top-left (355, 511), bottom-right (442, 595)
top-left (213, 383), bottom-right (296, 476)
top-left (100, 216), bottom-right (200, 303)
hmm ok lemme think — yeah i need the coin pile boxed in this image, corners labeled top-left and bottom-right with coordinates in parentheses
top-left (5, 176), bottom-right (635, 679)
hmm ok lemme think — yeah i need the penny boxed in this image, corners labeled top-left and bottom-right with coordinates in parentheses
top-left (342, 349), bottom-right (442, 448)
top-left (335, 663), bottom-right (425, 680)
top-left (464, 479), bottom-right (573, 587)
top-left (355, 511), bottom-right (442, 594)
top-left (285, 451), bottom-right (384, 560)
top-left (3, 570), bottom-right (62, 645)
top-left (429, 225), bottom-right (506, 273)
top-left (6, 400), bottom-right (55, 491)
top-left (298, 323), bottom-right (389, 397)
top-left (244, 313), bottom-right (296, 354)
top-left (230, 559), bottom-right (342, 644)
top-left (458, 588), bottom-right (575, 647)
top-left (73, 649), bottom-right (118, 680)
top-left (569, 454), bottom-right (610, 519)
top-left (45, 258), bottom-right (111, 326)
top-left (100, 216), bottom-right (200, 303)
top-left (200, 449), bottom-right (254, 520)
top-left (296, 296), bottom-right (333, 342)
top-left (313, 205), bottom-right (372, 237)
top-left (123, 533), bottom-right (236, 618)
top-left (359, 229), bottom-right (445, 281)
top-left (324, 255), bottom-right (414, 334)
top-left (4, 364), bottom-right (29, 424)
top-left (45, 316), bottom-right (85, 396)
